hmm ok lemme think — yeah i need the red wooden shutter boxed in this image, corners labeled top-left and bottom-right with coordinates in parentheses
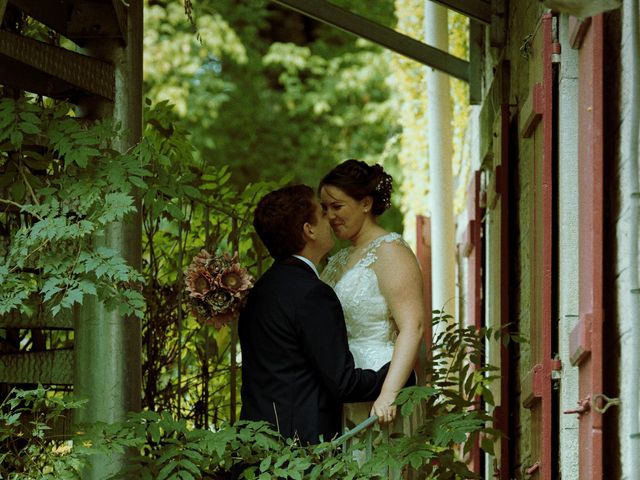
top-left (520, 13), bottom-right (559, 479)
top-left (416, 215), bottom-right (432, 385)
top-left (462, 170), bottom-right (484, 475)
top-left (465, 170), bottom-right (483, 333)
top-left (567, 14), bottom-right (605, 479)
top-left (492, 102), bottom-right (512, 479)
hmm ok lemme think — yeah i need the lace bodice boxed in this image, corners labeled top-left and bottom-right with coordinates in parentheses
top-left (321, 232), bottom-right (408, 370)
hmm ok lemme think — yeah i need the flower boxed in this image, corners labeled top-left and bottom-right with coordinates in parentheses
top-left (218, 263), bottom-right (253, 296)
top-left (185, 265), bottom-right (215, 299)
top-left (184, 249), bottom-right (254, 329)
top-left (204, 289), bottom-right (235, 313)
top-left (208, 252), bottom-right (235, 275)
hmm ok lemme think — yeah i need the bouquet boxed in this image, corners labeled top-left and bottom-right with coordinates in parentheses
top-left (184, 249), bottom-right (254, 329)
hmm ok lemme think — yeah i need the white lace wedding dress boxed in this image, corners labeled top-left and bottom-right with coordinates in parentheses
top-left (321, 232), bottom-right (417, 476)
top-left (321, 232), bottom-right (403, 373)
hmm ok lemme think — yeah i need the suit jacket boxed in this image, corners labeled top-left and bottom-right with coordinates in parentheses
top-left (239, 256), bottom-right (388, 444)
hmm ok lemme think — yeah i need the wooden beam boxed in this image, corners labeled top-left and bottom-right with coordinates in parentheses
top-left (66, 2), bottom-right (125, 44)
top-left (0, 0), bottom-right (8, 23)
top-left (110, 0), bottom-right (128, 42)
top-left (0, 30), bottom-right (114, 100)
top-left (271, 0), bottom-right (470, 82)
top-left (0, 350), bottom-right (73, 385)
top-left (469, 19), bottom-right (484, 104)
top-left (0, 310), bottom-right (73, 329)
top-left (8, 0), bottom-right (73, 36)
top-left (490, 0), bottom-right (506, 47)
top-left (8, 0), bottom-right (125, 44)
top-left (432, 0), bottom-right (491, 24)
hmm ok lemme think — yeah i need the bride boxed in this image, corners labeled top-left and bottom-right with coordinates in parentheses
top-left (319, 159), bottom-right (425, 432)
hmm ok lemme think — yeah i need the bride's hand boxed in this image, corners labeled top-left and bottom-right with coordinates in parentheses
top-left (370, 391), bottom-right (397, 425)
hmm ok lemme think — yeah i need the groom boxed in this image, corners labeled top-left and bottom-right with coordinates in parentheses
top-left (239, 184), bottom-right (389, 444)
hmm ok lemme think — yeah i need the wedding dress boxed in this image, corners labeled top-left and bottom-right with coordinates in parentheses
top-left (321, 232), bottom-right (403, 373)
top-left (321, 232), bottom-right (418, 476)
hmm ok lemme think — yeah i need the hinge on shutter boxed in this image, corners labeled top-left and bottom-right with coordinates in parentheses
top-left (551, 42), bottom-right (561, 63)
top-left (551, 357), bottom-right (562, 380)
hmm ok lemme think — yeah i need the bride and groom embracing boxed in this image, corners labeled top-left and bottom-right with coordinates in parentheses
top-left (239, 159), bottom-right (425, 446)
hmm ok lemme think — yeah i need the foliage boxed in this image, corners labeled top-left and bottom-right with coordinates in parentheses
top-left (143, 0), bottom-right (402, 205)
top-left (137, 99), bottom-right (283, 425)
top-left (0, 385), bottom-right (87, 479)
top-left (389, 1), bottom-right (471, 244)
top-left (385, 311), bottom-right (504, 478)
top-left (0, 312), bottom-right (502, 479)
top-left (143, 2), bottom-right (247, 117)
top-left (0, 97), bottom-right (145, 320)
top-left (0, 92), bottom-right (280, 425)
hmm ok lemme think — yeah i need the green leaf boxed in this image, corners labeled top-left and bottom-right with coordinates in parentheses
top-left (10, 181), bottom-right (26, 201)
top-left (166, 203), bottom-right (185, 220)
top-left (178, 471), bottom-right (196, 480)
top-left (19, 111), bottom-right (40, 124)
top-left (10, 130), bottom-right (23, 148)
top-left (20, 122), bottom-right (40, 135)
top-left (182, 185), bottom-right (201, 199)
top-left (259, 455), bottom-right (271, 472)
top-left (149, 422), bottom-right (161, 443)
top-left (5, 412), bottom-right (21, 425)
top-left (481, 435), bottom-right (495, 455)
top-left (99, 192), bottom-right (135, 224)
top-left (129, 176), bottom-right (148, 189)
top-left (60, 288), bottom-right (84, 308)
top-left (178, 459), bottom-right (200, 475)
top-left (78, 280), bottom-right (97, 296)
top-left (157, 460), bottom-right (178, 480)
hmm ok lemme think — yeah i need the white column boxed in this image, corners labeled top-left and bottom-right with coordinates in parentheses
top-left (424, 1), bottom-right (455, 317)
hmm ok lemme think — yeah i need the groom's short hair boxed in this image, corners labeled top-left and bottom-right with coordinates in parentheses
top-left (253, 184), bottom-right (317, 260)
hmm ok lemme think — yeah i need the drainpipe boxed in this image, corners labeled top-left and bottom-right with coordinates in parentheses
top-left (424, 1), bottom-right (455, 320)
top-left (627, 0), bottom-right (640, 477)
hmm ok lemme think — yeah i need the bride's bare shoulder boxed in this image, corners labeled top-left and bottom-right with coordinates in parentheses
top-left (373, 234), bottom-right (420, 273)
top-left (375, 233), bottom-right (415, 257)
top-left (373, 235), bottom-right (423, 295)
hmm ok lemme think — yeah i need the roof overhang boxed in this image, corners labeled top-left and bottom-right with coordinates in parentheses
top-left (271, 0), bottom-right (489, 103)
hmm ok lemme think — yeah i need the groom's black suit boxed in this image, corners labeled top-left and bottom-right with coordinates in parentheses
top-left (239, 256), bottom-right (388, 444)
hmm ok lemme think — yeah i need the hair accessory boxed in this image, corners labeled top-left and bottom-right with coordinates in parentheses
top-left (375, 175), bottom-right (392, 209)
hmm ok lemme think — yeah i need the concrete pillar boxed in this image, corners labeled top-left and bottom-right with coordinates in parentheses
top-left (74, 2), bottom-right (143, 478)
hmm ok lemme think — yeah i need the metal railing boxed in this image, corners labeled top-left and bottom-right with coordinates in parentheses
top-left (331, 414), bottom-right (378, 446)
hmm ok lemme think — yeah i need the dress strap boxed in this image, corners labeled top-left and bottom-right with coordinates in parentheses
top-left (360, 232), bottom-right (405, 268)
top-left (321, 248), bottom-right (350, 287)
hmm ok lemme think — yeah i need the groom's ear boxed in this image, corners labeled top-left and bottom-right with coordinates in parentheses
top-left (302, 221), bottom-right (315, 241)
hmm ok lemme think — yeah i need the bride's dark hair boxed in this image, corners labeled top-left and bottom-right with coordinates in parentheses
top-left (319, 159), bottom-right (393, 216)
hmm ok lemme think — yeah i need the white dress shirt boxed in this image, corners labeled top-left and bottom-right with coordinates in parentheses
top-left (292, 254), bottom-right (319, 278)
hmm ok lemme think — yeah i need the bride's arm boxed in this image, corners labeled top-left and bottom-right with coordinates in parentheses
top-left (370, 241), bottom-right (425, 424)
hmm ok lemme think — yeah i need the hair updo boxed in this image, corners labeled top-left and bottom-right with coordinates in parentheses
top-left (319, 159), bottom-right (393, 216)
